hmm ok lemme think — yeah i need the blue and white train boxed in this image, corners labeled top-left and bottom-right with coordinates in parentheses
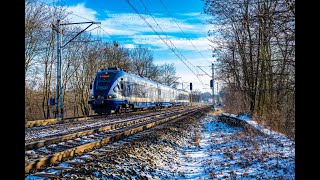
top-left (88, 68), bottom-right (190, 114)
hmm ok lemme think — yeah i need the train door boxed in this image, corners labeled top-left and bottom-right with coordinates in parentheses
top-left (157, 84), bottom-right (161, 107)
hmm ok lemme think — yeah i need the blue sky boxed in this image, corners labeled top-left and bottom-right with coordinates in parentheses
top-left (45, 0), bottom-right (218, 93)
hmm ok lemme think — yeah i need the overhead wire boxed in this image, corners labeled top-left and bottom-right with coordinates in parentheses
top-left (61, 1), bottom-right (211, 89)
top-left (159, 0), bottom-right (212, 65)
top-left (128, 1), bottom-right (204, 89)
top-left (138, 0), bottom-right (195, 69)
top-left (131, 0), bottom-right (206, 88)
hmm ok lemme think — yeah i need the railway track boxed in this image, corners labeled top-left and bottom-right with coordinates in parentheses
top-left (25, 106), bottom-right (183, 128)
top-left (25, 107), bottom-right (186, 147)
top-left (25, 105), bottom-right (211, 176)
top-left (25, 106), bottom-right (189, 144)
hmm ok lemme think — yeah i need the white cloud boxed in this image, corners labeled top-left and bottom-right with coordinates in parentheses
top-left (180, 12), bottom-right (202, 17)
top-left (63, 3), bottom-right (215, 44)
top-left (167, 37), bottom-right (213, 51)
top-left (62, 3), bottom-right (216, 92)
top-left (99, 14), bottom-right (202, 37)
top-left (123, 44), bottom-right (136, 49)
top-left (64, 3), bottom-right (212, 35)
top-left (66, 3), bottom-right (98, 22)
top-left (102, 12), bottom-right (197, 34)
top-left (131, 35), bottom-right (215, 52)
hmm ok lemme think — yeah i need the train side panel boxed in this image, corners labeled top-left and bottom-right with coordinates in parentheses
top-left (88, 69), bottom-right (190, 114)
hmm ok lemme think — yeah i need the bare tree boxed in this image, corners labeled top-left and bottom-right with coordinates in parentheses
top-left (25, 0), bottom-right (68, 120)
top-left (25, 0), bottom-right (48, 76)
top-left (129, 44), bottom-right (154, 77)
top-left (157, 63), bottom-right (179, 87)
top-left (204, 0), bottom-right (295, 137)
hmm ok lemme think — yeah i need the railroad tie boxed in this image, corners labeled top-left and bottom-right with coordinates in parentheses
top-left (95, 148), bottom-right (113, 153)
top-left (94, 133), bottom-right (107, 138)
top-left (50, 166), bottom-right (73, 170)
top-left (58, 144), bottom-right (74, 149)
top-left (84, 152), bottom-right (105, 157)
top-left (65, 160), bottom-right (85, 165)
top-left (32, 171), bottom-right (59, 178)
top-left (77, 156), bottom-right (94, 161)
top-left (66, 141), bottom-right (81, 146)
top-left (37, 149), bottom-right (52, 154)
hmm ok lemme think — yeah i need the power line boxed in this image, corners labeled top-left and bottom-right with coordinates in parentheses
top-left (132, 0), bottom-right (206, 88)
top-left (69, 1), bottom-right (207, 86)
top-left (69, 12), bottom-right (97, 23)
top-left (97, 25), bottom-right (113, 39)
top-left (138, 0), bottom-right (194, 69)
top-left (196, 65), bottom-right (211, 78)
top-left (159, 0), bottom-right (212, 65)
top-left (125, 0), bottom-right (191, 72)
top-left (59, 2), bottom-right (211, 89)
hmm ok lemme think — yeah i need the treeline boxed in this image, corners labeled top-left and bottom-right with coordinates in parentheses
top-left (25, 0), bottom-right (179, 120)
top-left (203, 0), bottom-right (295, 138)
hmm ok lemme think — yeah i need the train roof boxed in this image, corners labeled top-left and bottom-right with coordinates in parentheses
top-left (97, 68), bottom-right (190, 93)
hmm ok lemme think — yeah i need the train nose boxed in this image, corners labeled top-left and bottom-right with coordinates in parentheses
top-left (97, 95), bottom-right (104, 99)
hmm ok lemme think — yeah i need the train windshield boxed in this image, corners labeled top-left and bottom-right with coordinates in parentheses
top-left (95, 72), bottom-right (117, 90)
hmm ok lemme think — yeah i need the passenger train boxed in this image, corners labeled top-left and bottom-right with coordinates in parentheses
top-left (88, 67), bottom-right (190, 114)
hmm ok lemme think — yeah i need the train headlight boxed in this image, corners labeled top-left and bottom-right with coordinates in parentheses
top-left (91, 96), bottom-right (94, 99)
top-left (108, 94), bottom-right (117, 98)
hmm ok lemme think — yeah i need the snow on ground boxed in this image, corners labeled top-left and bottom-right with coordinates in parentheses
top-left (25, 118), bottom-right (120, 142)
top-left (25, 111), bottom-right (294, 179)
top-left (199, 115), bottom-right (294, 179)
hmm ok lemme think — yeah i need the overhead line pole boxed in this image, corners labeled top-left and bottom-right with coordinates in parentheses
top-left (55, 19), bottom-right (61, 119)
top-left (212, 63), bottom-right (215, 109)
top-left (52, 19), bottom-right (100, 119)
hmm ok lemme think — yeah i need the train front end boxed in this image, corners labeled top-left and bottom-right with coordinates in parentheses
top-left (88, 68), bottom-right (123, 114)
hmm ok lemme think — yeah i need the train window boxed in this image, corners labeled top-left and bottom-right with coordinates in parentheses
top-left (113, 84), bottom-right (120, 93)
top-left (97, 72), bottom-right (116, 82)
top-left (96, 82), bottom-right (109, 90)
top-left (126, 83), bottom-right (132, 97)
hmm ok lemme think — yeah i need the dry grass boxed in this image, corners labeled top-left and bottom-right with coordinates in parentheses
top-left (194, 132), bottom-right (201, 147)
top-left (207, 108), bottom-right (224, 116)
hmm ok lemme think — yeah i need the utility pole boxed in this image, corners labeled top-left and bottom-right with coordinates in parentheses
top-left (53, 19), bottom-right (101, 118)
top-left (212, 63), bottom-right (215, 109)
top-left (190, 83), bottom-right (193, 106)
top-left (216, 82), bottom-right (219, 105)
top-left (55, 19), bottom-right (62, 119)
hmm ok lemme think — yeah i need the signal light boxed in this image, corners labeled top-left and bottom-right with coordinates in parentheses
top-left (100, 74), bottom-right (109, 78)
top-left (210, 80), bottom-right (213, 87)
top-left (190, 83), bottom-right (192, 90)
